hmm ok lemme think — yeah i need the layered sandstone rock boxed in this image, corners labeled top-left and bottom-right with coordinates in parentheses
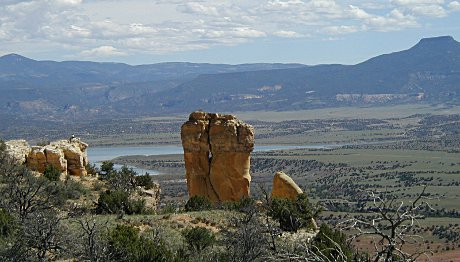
top-left (28, 146), bottom-right (68, 173)
top-left (4, 140), bottom-right (30, 164)
top-left (271, 171), bottom-right (303, 200)
top-left (6, 138), bottom-right (88, 176)
top-left (181, 111), bottom-right (254, 202)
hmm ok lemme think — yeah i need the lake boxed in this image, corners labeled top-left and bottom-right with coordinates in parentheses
top-left (87, 144), bottom-right (331, 175)
top-left (88, 145), bottom-right (184, 175)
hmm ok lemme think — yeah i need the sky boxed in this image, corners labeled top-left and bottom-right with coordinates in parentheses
top-left (0, 0), bottom-right (460, 65)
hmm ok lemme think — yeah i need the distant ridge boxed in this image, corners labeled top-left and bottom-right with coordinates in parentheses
top-left (0, 53), bottom-right (32, 61)
top-left (0, 36), bottom-right (459, 119)
top-left (415, 35), bottom-right (457, 46)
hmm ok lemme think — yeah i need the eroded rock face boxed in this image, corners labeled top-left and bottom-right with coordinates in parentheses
top-left (181, 111), bottom-right (254, 202)
top-left (28, 147), bottom-right (48, 173)
top-left (45, 147), bottom-right (67, 173)
top-left (55, 139), bottom-right (88, 176)
top-left (271, 171), bottom-right (303, 200)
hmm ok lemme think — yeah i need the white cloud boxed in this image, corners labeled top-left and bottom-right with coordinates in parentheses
top-left (411, 4), bottom-right (447, 16)
top-left (54, 0), bottom-right (82, 6)
top-left (0, 29), bottom-right (9, 40)
top-left (273, 30), bottom-right (304, 38)
top-left (392, 0), bottom-right (444, 4)
top-left (230, 27), bottom-right (266, 38)
top-left (448, 1), bottom-right (460, 10)
top-left (0, 0), bottom-right (457, 58)
top-left (66, 25), bottom-right (91, 38)
top-left (0, 0), bottom-right (33, 5)
top-left (80, 46), bottom-right (127, 57)
top-left (177, 2), bottom-right (220, 16)
top-left (324, 25), bottom-right (360, 34)
top-left (359, 2), bottom-right (391, 9)
top-left (365, 9), bottom-right (418, 31)
top-left (348, 5), bottom-right (371, 19)
top-left (391, 0), bottom-right (447, 17)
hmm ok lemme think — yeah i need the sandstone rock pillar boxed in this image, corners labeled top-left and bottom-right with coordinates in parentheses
top-left (181, 112), bottom-right (254, 202)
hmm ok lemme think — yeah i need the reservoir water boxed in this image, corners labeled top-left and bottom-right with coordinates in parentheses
top-left (87, 144), bottom-right (329, 175)
top-left (88, 145), bottom-right (184, 175)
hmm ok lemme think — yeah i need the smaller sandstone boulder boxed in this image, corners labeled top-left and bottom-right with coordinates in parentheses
top-left (271, 172), bottom-right (303, 200)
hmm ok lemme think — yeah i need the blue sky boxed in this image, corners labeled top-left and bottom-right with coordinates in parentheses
top-left (0, 0), bottom-right (459, 65)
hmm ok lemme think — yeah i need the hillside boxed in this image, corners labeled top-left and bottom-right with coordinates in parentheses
top-left (153, 36), bottom-right (460, 113)
top-left (0, 55), bottom-right (303, 119)
top-left (1, 36), bottom-right (459, 120)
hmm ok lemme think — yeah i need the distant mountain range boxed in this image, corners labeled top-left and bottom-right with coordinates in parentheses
top-left (1, 36), bottom-right (459, 120)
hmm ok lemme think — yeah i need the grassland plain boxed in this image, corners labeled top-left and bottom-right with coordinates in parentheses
top-left (2, 103), bottom-right (460, 147)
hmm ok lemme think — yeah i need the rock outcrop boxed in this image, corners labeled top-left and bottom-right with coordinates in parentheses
top-left (271, 171), bottom-right (303, 200)
top-left (57, 139), bottom-right (88, 176)
top-left (181, 111), bottom-right (254, 202)
top-left (132, 183), bottom-right (161, 211)
top-left (4, 140), bottom-right (31, 164)
top-left (5, 138), bottom-right (89, 176)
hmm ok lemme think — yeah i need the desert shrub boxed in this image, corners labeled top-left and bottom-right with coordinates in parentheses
top-left (1, 166), bottom-right (60, 219)
top-left (43, 164), bottom-right (61, 181)
top-left (96, 190), bottom-right (129, 214)
top-left (222, 197), bottom-right (256, 211)
top-left (221, 211), bottom-right (270, 262)
top-left (160, 201), bottom-right (183, 215)
top-left (21, 209), bottom-right (65, 261)
top-left (85, 163), bottom-right (99, 176)
top-left (38, 179), bottom-right (87, 209)
top-left (311, 224), bottom-right (354, 261)
top-left (135, 173), bottom-right (154, 189)
top-left (96, 190), bottom-right (145, 215)
top-left (107, 224), bottom-right (176, 262)
top-left (100, 161), bottom-right (115, 179)
top-left (126, 199), bottom-right (146, 215)
top-left (1, 209), bottom-right (66, 261)
top-left (182, 227), bottom-right (215, 252)
top-left (63, 179), bottom-right (88, 199)
top-left (185, 196), bottom-right (212, 212)
top-left (0, 140), bottom-right (5, 152)
top-left (0, 209), bottom-right (15, 238)
top-left (107, 165), bottom-right (137, 193)
top-left (92, 180), bottom-right (104, 191)
top-left (269, 193), bottom-right (320, 232)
